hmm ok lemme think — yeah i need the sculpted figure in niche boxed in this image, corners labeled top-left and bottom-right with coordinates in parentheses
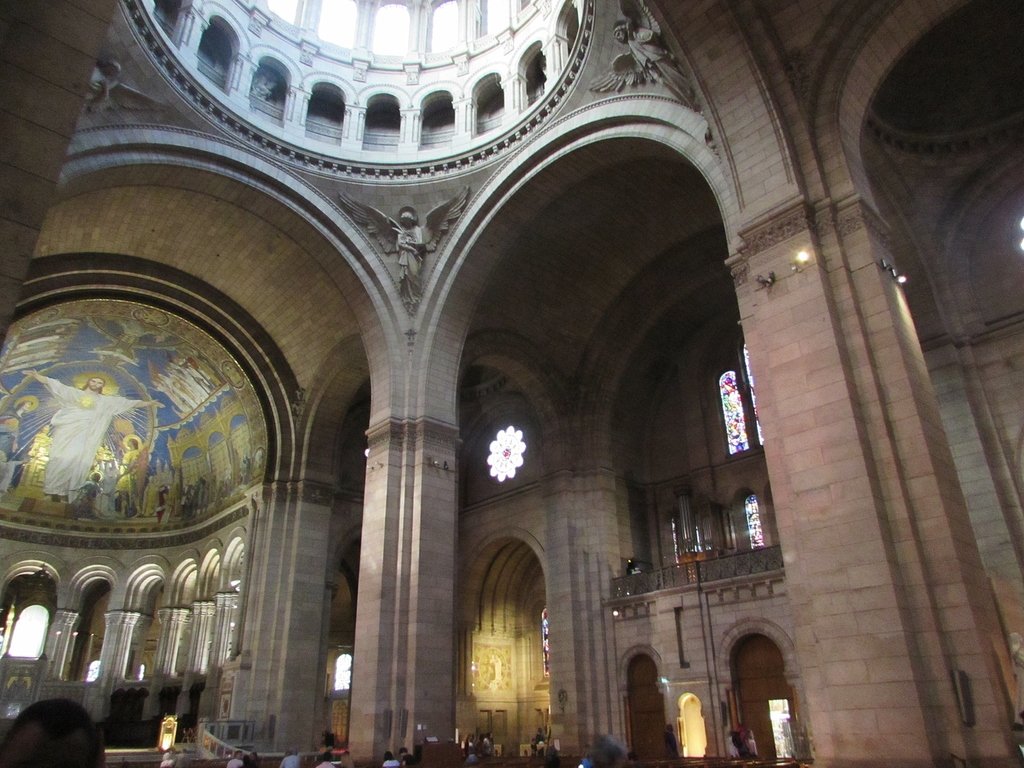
top-left (24, 370), bottom-right (159, 501)
top-left (339, 187), bottom-right (470, 312)
top-left (591, 0), bottom-right (698, 112)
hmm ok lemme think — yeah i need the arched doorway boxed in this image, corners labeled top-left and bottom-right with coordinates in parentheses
top-left (677, 692), bottom-right (707, 757)
top-left (626, 654), bottom-right (664, 758)
top-left (733, 633), bottom-right (793, 760)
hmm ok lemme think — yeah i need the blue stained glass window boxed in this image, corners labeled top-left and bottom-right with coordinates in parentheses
top-left (541, 608), bottom-right (550, 677)
top-left (745, 494), bottom-right (764, 548)
top-left (719, 371), bottom-right (749, 454)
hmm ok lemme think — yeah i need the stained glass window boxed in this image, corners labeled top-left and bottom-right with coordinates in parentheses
top-left (487, 425), bottom-right (526, 481)
top-left (719, 371), bottom-right (749, 454)
top-left (86, 659), bottom-right (101, 682)
top-left (745, 494), bottom-right (764, 548)
top-left (541, 608), bottom-right (550, 677)
top-left (743, 345), bottom-right (763, 445)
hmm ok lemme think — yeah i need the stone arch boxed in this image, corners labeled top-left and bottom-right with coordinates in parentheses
top-left (168, 558), bottom-right (199, 605)
top-left (617, 643), bottom-right (664, 690)
top-left (66, 563), bottom-right (118, 609)
top-left (122, 561), bottom-right (167, 612)
top-left (1, 558), bottom-right (62, 595)
top-left (196, 15), bottom-right (240, 90)
top-left (196, 547), bottom-right (222, 599)
top-left (417, 103), bottom-right (733, 431)
top-left (718, 617), bottom-right (800, 692)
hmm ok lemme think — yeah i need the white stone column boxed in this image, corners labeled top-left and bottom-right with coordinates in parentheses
top-left (155, 607), bottom-right (191, 676)
top-left (186, 601), bottom-right (216, 674)
top-left (98, 610), bottom-right (143, 681)
top-left (348, 419), bottom-right (459, 760)
top-left (210, 592), bottom-right (239, 667)
top-left (46, 609), bottom-right (79, 680)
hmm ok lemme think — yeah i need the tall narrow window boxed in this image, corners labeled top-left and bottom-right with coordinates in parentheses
top-left (719, 371), bottom-right (749, 454)
top-left (319, 0), bottom-right (357, 48)
top-left (431, 1), bottom-right (459, 51)
top-left (541, 608), bottom-right (550, 677)
top-left (744, 494), bottom-right (764, 548)
top-left (743, 345), bottom-right (764, 444)
top-left (372, 4), bottom-right (410, 55)
top-left (1019, 215), bottom-right (1024, 251)
top-left (267, 0), bottom-right (299, 22)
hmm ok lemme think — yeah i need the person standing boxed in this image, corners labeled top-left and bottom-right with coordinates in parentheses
top-left (663, 724), bottom-right (679, 758)
top-left (227, 750), bottom-right (244, 768)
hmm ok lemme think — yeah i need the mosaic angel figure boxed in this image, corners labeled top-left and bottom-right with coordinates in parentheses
top-left (339, 187), bottom-right (470, 311)
top-left (591, 0), bottom-right (698, 111)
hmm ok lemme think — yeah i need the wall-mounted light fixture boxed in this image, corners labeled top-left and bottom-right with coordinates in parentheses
top-left (878, 259), bottom-right (908, 284)
top-left (792, 250), bottom-right (812, 272)
top-left (755, 271), bottom-right (776, 289)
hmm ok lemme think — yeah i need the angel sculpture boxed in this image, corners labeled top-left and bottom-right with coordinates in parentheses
top-left (590, 0), bottom-right (699, 112)
top-left (339, 188), bottom-right (470, 312)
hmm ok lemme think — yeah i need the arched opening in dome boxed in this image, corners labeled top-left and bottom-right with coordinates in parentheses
top-left (474, 74), bottom-right (505, 135)
top-left (521, 44), bottom-right (546, 106)
top-left (196, 18), bottom-right (237, 91)
top-left (153, 0), bottom-right (183, 37)
top-left (267, 0), bottom-right (300, 24)
top-left (307, 82), bottom-right (346, 142)
top-left (363, 94), bottom-right (402, 150)
top-left (372, 4), bottom-right (410, 56)
top-left (250, 58), bottom-right (289, 124)
top-left (476, 0), bottom-right (511, 38)
top-left (318, 0), bottom-right (358, 48)
top-left (556, 0), bottom-right (580, 56)
top-left (430, 0), bottom-right (459, 53)
top-left (421, 92), bottom-right (455, 148)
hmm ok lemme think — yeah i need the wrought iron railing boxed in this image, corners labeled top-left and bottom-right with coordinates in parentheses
top-left (610, 546), bottom-right (783, 599)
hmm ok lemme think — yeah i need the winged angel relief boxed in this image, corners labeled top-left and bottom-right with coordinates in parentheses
top-left (590, 0), bottom-right (699, 112)
top-left (339, 188), bottom-right (470, 312)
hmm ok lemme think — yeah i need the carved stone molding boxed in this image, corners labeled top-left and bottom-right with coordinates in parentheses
top-left (834, 198), bottom-right (891, 250)
top-left (737, 202), bottom-right (814, 257)
top-left (366, 419), bottom-right (407, 451)
top-left (416, 419), bottom-right (460, 453)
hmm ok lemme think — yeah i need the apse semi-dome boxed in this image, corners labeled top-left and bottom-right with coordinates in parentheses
top-left (135, 0), bottom-right (587, 172)
top-left (0, 299), bottom-right (267, 535)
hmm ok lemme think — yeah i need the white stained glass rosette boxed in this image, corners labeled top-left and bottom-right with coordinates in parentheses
top-left (488, 426), bottom-right (526, 482)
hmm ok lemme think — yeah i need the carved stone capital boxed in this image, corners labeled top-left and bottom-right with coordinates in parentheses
top-left (738, 202), bottom-right (814, 257)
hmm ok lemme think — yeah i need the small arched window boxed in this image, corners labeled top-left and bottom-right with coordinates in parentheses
top-left (373, 4), bottom-right (410, 56)
top-left (540, 608), bottom-right (550, 677)
top-left (319, 0), bottom-right (357, 47)
top-left (197, 19), bottom-right (236, 90)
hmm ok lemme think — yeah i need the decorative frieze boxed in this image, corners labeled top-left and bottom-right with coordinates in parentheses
top-left (737, 202), bottom-right (814, 257)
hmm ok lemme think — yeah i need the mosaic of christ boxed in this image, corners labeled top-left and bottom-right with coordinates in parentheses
top-left (0, 300), bottom-right (266, 526)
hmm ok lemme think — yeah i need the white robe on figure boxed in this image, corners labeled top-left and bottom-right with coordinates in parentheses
top-left (37, 374), bottom-right (147, 497)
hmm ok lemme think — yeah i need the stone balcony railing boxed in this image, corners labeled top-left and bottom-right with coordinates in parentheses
top-left (610, 546), bottom-right (784, 599)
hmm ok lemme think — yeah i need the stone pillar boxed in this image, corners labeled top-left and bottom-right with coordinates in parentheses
top-left (231, 481), bottom-right (334, 748)
top-left (186, 601), bottom-right (216, 674)
top-left (154, 607), bottom-right (190, 676)
top-left (210, 592), bottom-right (239, 667)
top-left (46, 609), bottom-right (79, 680)
top-left (539, 468), bottom-right (621, 752)
top-left (729, 199), bottom-right (1012, 766)
top-left (348, 419), bottom-right (459, 760)
top-left (99, 610), bottom-right (143, 682)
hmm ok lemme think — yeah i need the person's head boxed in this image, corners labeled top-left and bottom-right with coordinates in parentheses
top-left (83, 377), bottom-right (105, 393)
top-left (588, 736), bottom-right (626, 768)
top-left (383, 752), bottom-right (394, 761)
top-left (0, 698), bottom-right (102, 768)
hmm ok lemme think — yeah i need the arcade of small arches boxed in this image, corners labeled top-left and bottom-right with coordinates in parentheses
top-left (151, 0), bottom-right (581, 158)
top-left (0, 536), bottom-right (247, 732)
